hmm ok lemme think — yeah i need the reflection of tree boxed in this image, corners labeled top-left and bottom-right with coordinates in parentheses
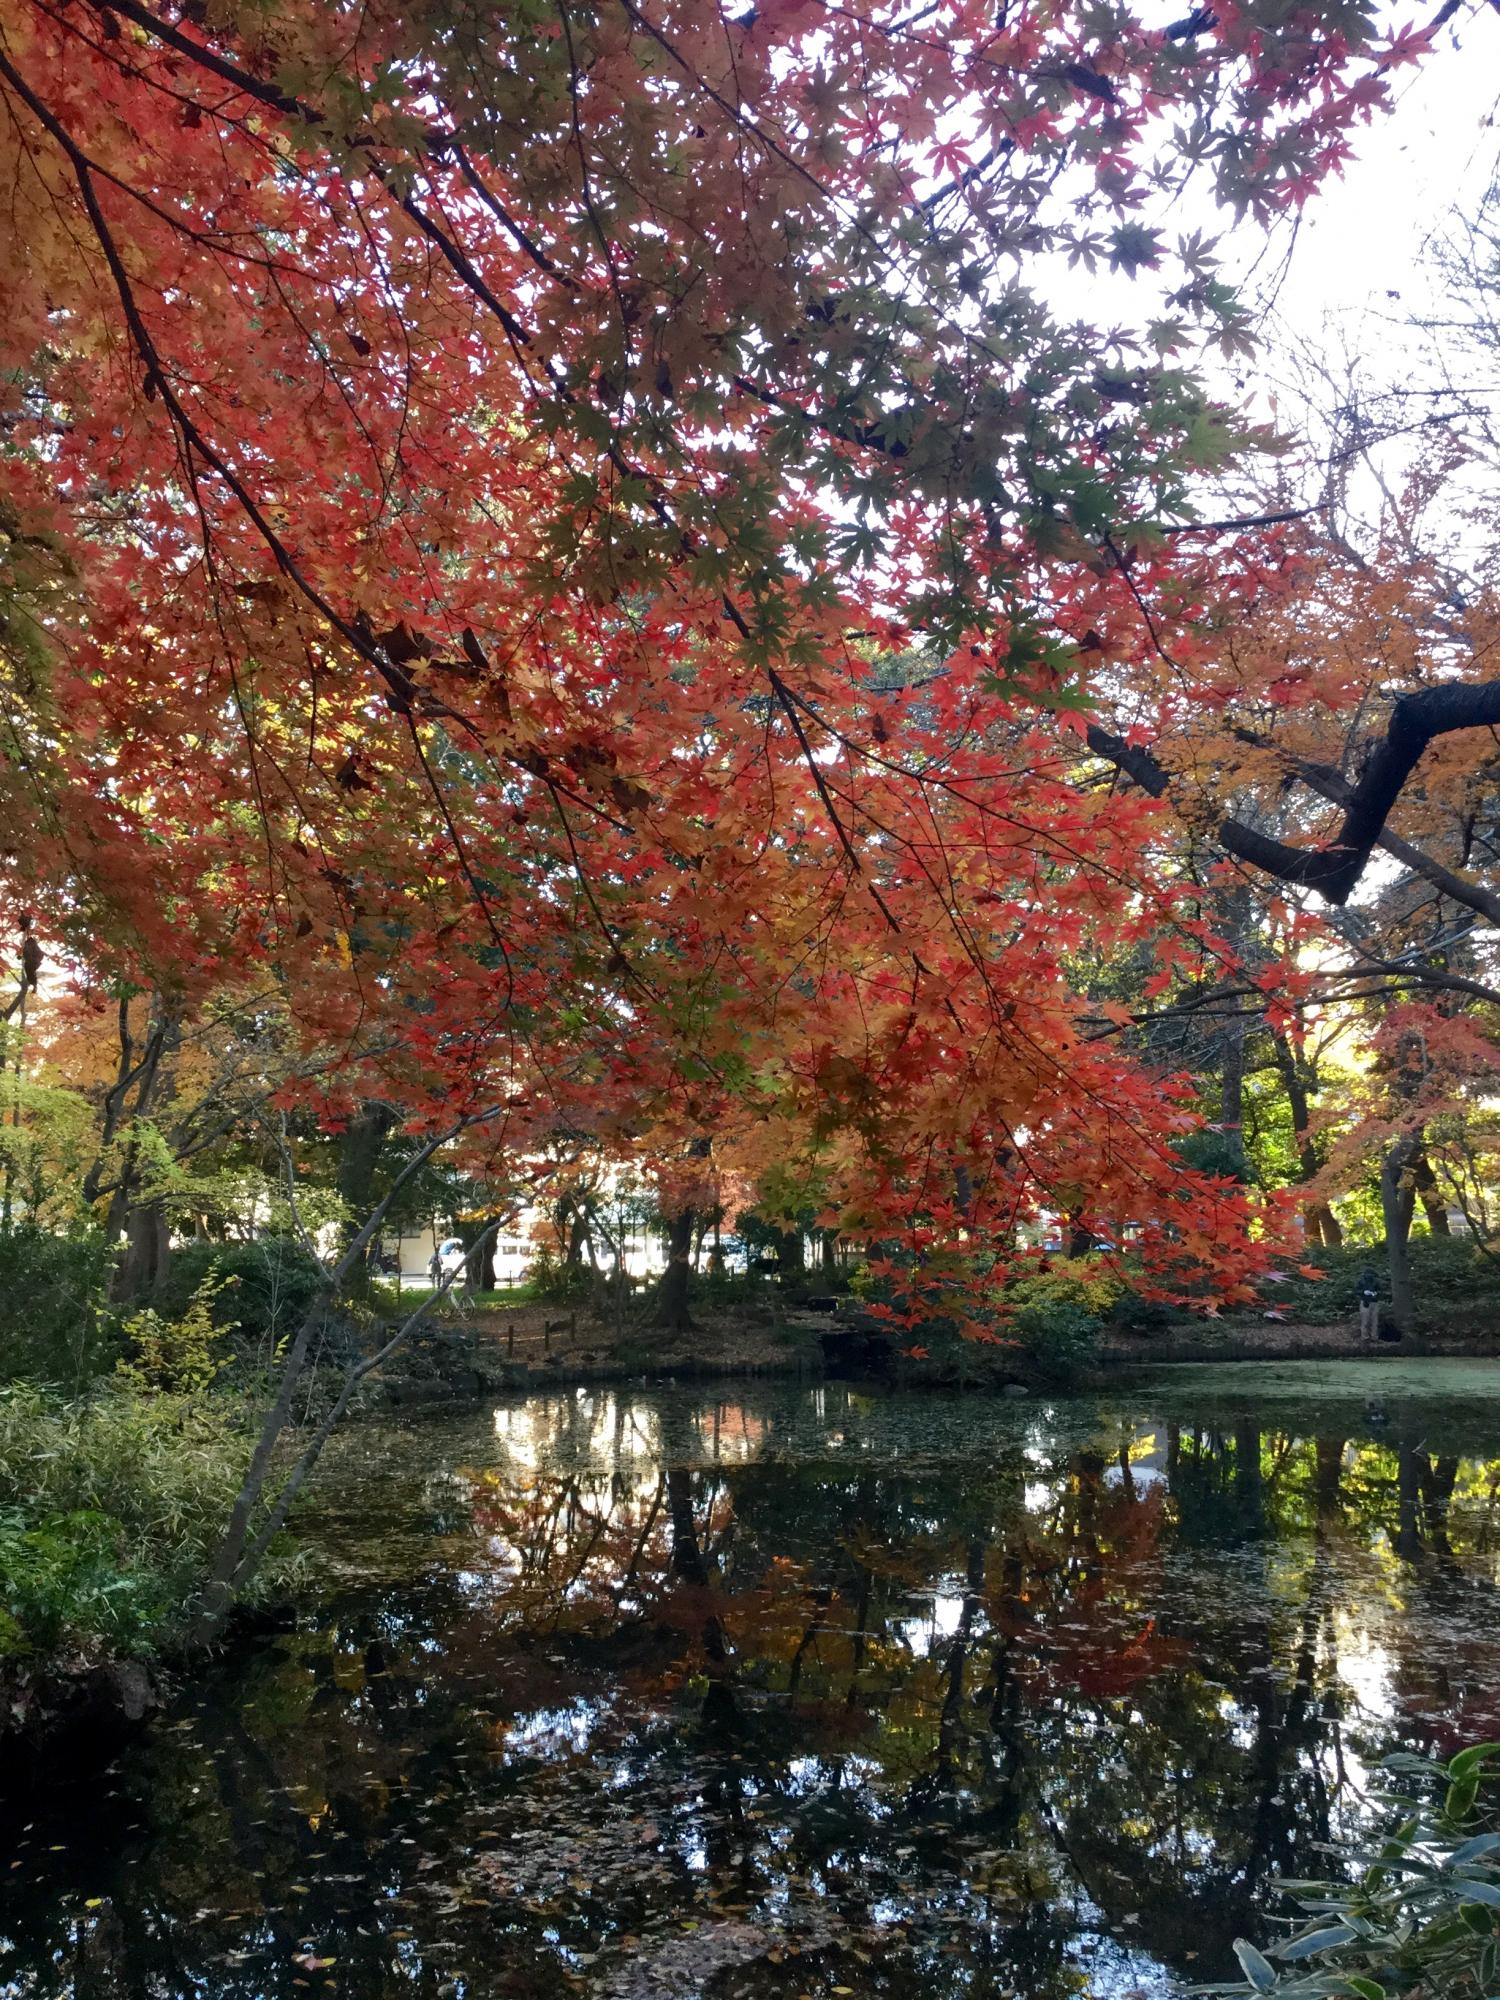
top-left (13, 1389), bottom-right (1500, 2000)
top-left (471, 1399), bottom-right (1500, 1990)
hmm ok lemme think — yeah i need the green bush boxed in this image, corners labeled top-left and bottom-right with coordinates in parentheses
top-left (1012, 1297), bottom-right (1098, 1380)
top-left (1174, 1127), bottom-right (1255, 1183)
top-left (526, 1246), bottom-right (592, 1304)
top-left (1216, 1743), bottom-right (1500, 1999)
top-left (1108, 1288), bottom-right (1174, 1337)
top-left (995, 1257), bottom-right (1118, 1376)
top-left (0, 1228), bottom-right (114, 1390)
top-left (1406, 1235), bottom-right (1500, 1311)
top-left (151, 1237), bottom-right (325, 1366)
top-left (1006, 1256), bottom-right (1124, 1319)
top-left (1267, 1238), bottom-right (1500, 1326)
top-left (0, 1382), bottom-right (276, 1661)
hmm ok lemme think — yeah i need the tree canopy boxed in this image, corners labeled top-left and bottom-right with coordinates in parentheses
top-left (2, 0), bottom-right (1497, 1326)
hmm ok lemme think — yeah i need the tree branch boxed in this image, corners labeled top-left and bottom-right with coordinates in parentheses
top-left (1089, 678), bottom-right (1500, 913)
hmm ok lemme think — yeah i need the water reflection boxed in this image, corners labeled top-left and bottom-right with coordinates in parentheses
top-left (5, 1371), bottom-right (1500, 1999)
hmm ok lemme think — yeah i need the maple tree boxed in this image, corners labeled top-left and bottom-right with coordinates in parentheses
top-left (0, 0), bottom-right (1483, 1377)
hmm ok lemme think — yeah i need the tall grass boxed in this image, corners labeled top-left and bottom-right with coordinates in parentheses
top-left (0, 1383), bottom-right (281, 1661)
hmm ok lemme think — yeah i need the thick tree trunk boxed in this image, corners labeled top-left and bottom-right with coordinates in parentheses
top-left (652, 1206), bottom-right (695, 1330)
top-left (1420, 1453), bottom-right (1459, 1557)
top-left (1313, 1437), bottom-right (1344, 1519)
top-left (336, 1101), bottom-right (395, 1248)
top-left (1412, 1151), bottom-right (1450, 1235)
top-left (465, 1224), bottom-right (496, 1291)
top-left (652, 1137), bottom-right (710, 1330)
top-left (112, 1198), bottom-right (171, 1301)
top-left (564, 1203), bottom-right (592, 1266)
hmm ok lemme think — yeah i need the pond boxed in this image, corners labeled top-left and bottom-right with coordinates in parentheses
top-left (5, 1361), bottom-right (1500, 2000)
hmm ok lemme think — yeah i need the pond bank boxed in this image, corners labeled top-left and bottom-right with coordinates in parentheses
top-left (380, 1295), bottom-right (1498, 1404)
top-left (1094, 1318), bottom-right (1499, 1367)
top-left (0, 1598), bottom-right (294, 1790)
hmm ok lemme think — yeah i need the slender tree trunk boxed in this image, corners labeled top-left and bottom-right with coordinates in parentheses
top-left (92, 994), bottom-right (181, 1300)
top-left (1235, 1420), bottom-right (1264, 1533)
top-left (1271, 1029), bottom-right (1341, 1245)
top-left (1219, 1014), bottom-right (1248, 1178)
top-left (1396, 1439), bottom-right (1425, 1561)
top-left (1382, 1130), bottom-right (1423, 1340)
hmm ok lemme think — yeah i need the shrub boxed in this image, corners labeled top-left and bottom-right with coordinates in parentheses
top-left (1173, 1128), bottom-right (1255, 1183)
top-left (1407, 1235), bottom-right (1500, 1312)
top-left (847, 1262), bottom-right (876, 1300)
top-left (1006, 1256), bottom-right (1125, 1320)
top-left (0, 1228), bottom-right (114, 1390)
top-left (1216, 1742), bottom-right (1500, 1999)
top-left (116, 1267), bottom-right (235, 1394)
top-left (1011, 1296), bottom-right (1098, 1379)
top-left (1108, 1289), bottom-right (1174, 1337)
top-left (0, 1382), bottom-right (280, 1661)
top-left (526, 1245), bottom-right (592, 1303)
top-left (151, 1236), bottom-right (325, 1368)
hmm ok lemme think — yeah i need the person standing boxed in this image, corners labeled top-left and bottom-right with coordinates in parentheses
top-left (1356, 1264), bottom-right (1381, 1344)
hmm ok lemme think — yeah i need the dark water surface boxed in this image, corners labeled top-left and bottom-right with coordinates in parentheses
top-left (6, 1362), bottom-right (1500, 2000)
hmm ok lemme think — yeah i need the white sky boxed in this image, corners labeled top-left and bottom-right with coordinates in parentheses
top-left (1252, 7), bottom-right (1500, 349)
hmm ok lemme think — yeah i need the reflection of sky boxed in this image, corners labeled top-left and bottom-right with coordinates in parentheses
top-left (899, 1588), bottom-right (972, 1656)
top-left (491, 1391), bottom-right (769, 1478)
top-left (503, 1697), bottom-right (606, 1762)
